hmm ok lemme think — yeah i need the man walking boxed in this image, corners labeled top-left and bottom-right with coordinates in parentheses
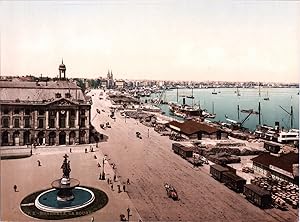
top-left (13, 185), bottom-right (17, 192)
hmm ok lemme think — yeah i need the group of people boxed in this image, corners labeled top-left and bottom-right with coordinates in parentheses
top-left (107, 177), bottom-right (129, 193)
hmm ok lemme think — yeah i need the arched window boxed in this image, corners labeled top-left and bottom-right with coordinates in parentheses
top-left (2, 117), bottom-right (9, 128)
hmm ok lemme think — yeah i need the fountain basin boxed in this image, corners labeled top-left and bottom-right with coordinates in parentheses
top-left (35, 187), bottom-right (95, 213)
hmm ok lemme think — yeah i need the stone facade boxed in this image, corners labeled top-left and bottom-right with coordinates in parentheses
top-left (0, 62), bottom-right (91, 146)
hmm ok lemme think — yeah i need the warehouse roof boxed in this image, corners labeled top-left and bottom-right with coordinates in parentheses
top-left (251, 152), bottom-right (299, 174)
top-left (168, 120), bottom-right (219, 135)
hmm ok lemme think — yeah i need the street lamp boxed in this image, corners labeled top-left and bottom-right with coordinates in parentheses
top-left (101, 158), bottom-right (105, 180)
top-left (127, 207), bottom-right (131, 222)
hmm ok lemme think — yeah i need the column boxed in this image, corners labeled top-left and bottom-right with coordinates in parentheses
top-left (45, 110), bottom-right (49, 129)
top-left (56, 132), bottom-right (59, 145)
top-left (9, 132), bottom-right (13, 146)
top-left (34, 111), bottom-right (38, 129)
top-left (75, 110), bottom-right (79, 128)
top-left (66, 131), bottom-right (69, 145)
top-left (19, 131), bottom-right (24, 146)
top-left (56, 111), bottom-right (59, 128)
top-left (45, 131), bottom-right (49, 145)
top-left (66, 110), bottom-right (69, 128)
top-left (9, 111), bottom-right (13, 128)
top-left (85, 129), bottom-right (90, 144)
top-left (20, 110), bottom-right (24, 128)
top-left (85, 109), bottom-right (90, 128)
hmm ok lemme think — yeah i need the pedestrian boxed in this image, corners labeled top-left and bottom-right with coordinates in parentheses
top-left (91, 147), bottom-right (94, 152)
top-left (127, 178), bottom-right (130, 185)
top-left (111, 184), bottom-right (113, 191)
top-left (91, 216), bottom-right (94, 222)
top-left (123, 184), bottom-right (126, 192)
top-left (94, 155), bottom-right (97, 159)
top-left (13, 185), bottom-right (17, 192)
top-left (117, 185), bottom-right (121, 193)
top-left (85, 148), bottom-right (88, 153)
top-left (37, 160), bottom-right (41, 166)
top-left (107, 178), bottom-right (110, 184)
top-left (90, 145), bottom-right (92, 152)
top-left (113, 174), bottom-right (116, 182)
top-left (70, 148), bottom-right (72, 153)
top-left (97, 162), bottom-right (101, 167)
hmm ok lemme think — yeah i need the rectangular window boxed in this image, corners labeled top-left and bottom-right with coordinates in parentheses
top-left (69, 118), bottom-right (75, 128)
top-left (80, 118), bottom-right (85, 127)
top-left (49, 119), bottom-right (55, 128)
top-left (24, 117), bottom-right (30, 128)
top-left (60, 118), bottom-right (65, 128)
top-left (3, 109), bottom-right (9, 114)
top-left (14, 109), bottom-right (20, 114)
top-left (81, 109), bottom-right (85, 115)
top-left (14, 118), bottom-right (20, 128)
top-left (38, 119), bottom-right (44, 128)
top-left (70, 110), bottom-right (76, 116)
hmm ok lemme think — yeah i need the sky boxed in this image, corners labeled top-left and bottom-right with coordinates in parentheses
top-left (0, 1), bottom-right (299, 82)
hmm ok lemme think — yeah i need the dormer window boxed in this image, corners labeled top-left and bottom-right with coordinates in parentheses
top-left (65, 93), bottom-right (71, 98)
top-left (55, 93), bottom-right (61, 98)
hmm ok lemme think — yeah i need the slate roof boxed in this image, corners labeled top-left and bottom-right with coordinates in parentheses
top-left (0, 80), bottom-right (87, 105)
top-left (168, 120), bottom-right (219, 135)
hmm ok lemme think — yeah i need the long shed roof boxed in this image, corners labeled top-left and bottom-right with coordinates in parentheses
top-left (168, 120), bottom-right (219, 135)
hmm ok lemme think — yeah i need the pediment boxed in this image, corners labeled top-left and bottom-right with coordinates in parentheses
top-left (47, 98), bottom-right (78, 106)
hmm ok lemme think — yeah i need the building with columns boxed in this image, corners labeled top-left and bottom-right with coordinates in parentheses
top-left (0, 61), bottom-right (91, 146)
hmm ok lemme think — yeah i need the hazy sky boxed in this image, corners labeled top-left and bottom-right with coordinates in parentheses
top-left (1, 1), bottom-right (299, 82)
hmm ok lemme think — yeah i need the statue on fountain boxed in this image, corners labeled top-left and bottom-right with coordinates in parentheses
top-left (61, 154), bottom-right (71, 179)
top-left (51, 154), bottom-right (80, 201)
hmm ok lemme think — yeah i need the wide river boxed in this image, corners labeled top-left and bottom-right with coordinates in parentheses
top-left (146, 87), bottom-right (299, 131)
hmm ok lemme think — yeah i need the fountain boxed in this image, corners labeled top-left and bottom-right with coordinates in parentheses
top-left (34, 154), bottom-right (95, 212)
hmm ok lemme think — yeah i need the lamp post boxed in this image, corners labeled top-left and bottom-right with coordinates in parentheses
top-left (101, 158), bottom-right (105, 180)
top-left (127, 207), bottom-right (131, 222)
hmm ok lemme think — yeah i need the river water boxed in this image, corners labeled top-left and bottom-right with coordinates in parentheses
top-left (146, 88), bottom-right (299, 131)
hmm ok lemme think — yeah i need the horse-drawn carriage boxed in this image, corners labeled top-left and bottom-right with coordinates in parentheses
top-left (136, 132), bottom-right (142, 139)
top-left (164, 183), bottom-right (178, 200)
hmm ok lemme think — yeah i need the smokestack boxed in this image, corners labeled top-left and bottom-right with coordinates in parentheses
top-left (275, 121), bottom-right (280, 132)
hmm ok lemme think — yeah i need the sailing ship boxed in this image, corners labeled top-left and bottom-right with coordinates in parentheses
top-left (187, 88), bottom-right (195, 99)
top-left (263, 90), bottom-right (269, 101)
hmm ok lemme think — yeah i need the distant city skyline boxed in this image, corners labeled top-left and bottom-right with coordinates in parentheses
top-left (1, 1), bottom-right (299, 83)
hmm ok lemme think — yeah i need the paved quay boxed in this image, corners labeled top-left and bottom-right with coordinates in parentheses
top-left (90, 89), bottom-right (298, 222)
